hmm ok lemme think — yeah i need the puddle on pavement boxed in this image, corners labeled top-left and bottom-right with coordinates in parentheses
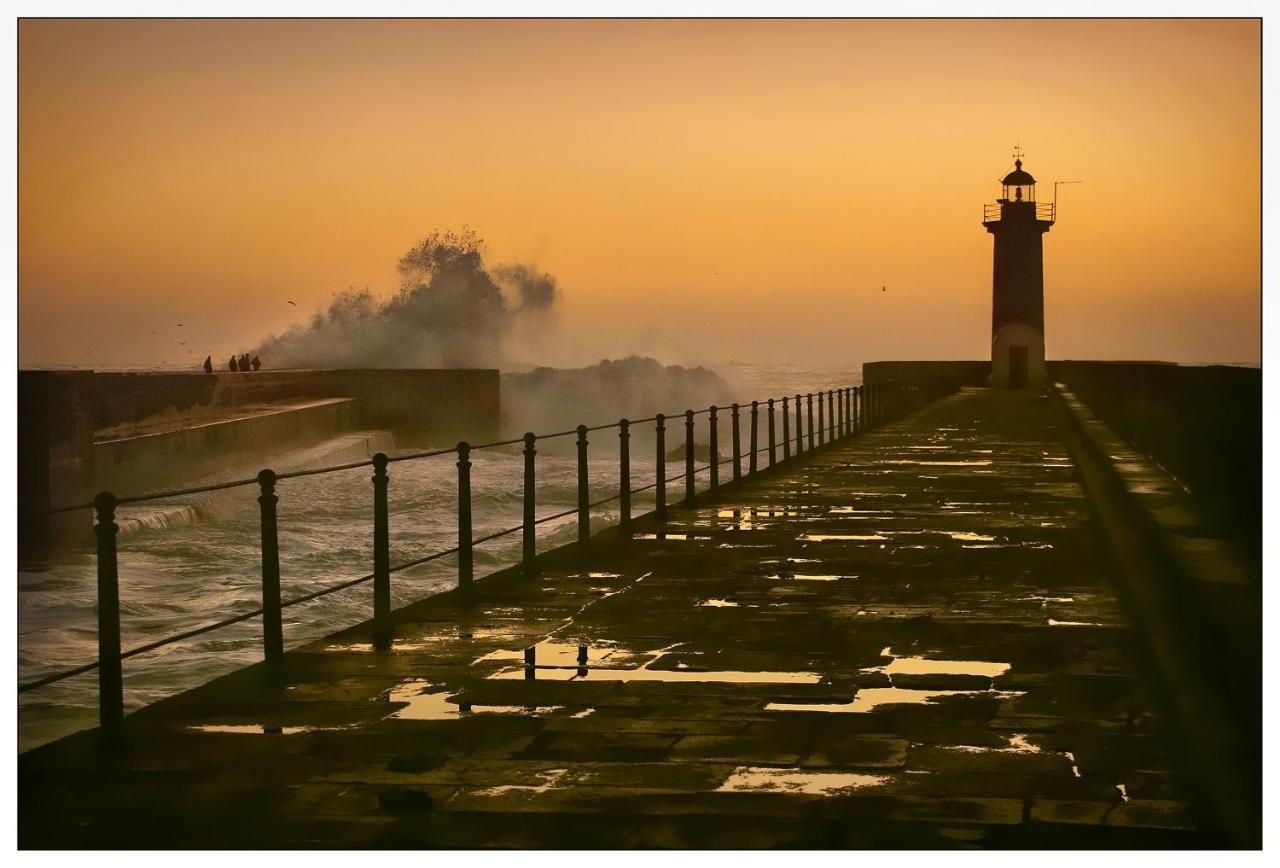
top-left (188, 724), bottom-right (343, 735)
top-left (634, 532), bottom-right (712, 541)
top-left (866, 647), bottom-right (1010, 679)
top-left (879, 460), bottom-right (993, 467)
top-left (475, 640), bottom-right (633, 668)
top-left (716, 767), bottom-right (890, 796)
top-left (486, 641), bottom-right (820, 685)
top-left (1116, 783), bottom-right (1131, 802)
top-left (700, 598), bottom-right (741, 607)
top-left (1047, 618), bottom-right (1108, 627)
top-left (475, 768), bottom-right (572, 797)
top-left (384, 679), bottom-right (563, 720)
top-left (772, 573), bottom-right (850, 582)
top-left (941, 733), bottom-right (1044, 754)
top-left (797, 533), bottom-right (888, 542)
top-left (767, 686), bottom-right (1024, 714)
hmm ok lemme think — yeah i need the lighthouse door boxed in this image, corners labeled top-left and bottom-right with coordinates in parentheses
top-left (1009, 346), bottom-right (1029, 388)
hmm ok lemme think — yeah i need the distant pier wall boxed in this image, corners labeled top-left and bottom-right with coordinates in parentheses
top-left (93, 398), bottom-right (357, 496)
top-left (18, 368), bottom-right (500, 560)
top-left (90, 369), bottom-right (500, 443)
top-left (862, 360), bottom-right (991, 388)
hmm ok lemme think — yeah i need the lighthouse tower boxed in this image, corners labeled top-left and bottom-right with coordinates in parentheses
top-left (983, 148), bottom-right (1055, 389)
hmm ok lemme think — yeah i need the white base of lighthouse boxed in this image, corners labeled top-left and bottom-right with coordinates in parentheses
top-left (989, 322), bottom-right (1045, 389)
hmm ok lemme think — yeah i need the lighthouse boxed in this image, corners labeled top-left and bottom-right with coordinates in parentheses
top-left (982, 148), bottom-right (1055, 388)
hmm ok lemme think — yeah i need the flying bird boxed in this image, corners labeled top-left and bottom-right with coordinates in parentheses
top-left (177, 323), bottom-right (184, 327)
top-left (286, 300), bottom-right (297, 306)
top-left (881, 286), bottom-right (886, 292)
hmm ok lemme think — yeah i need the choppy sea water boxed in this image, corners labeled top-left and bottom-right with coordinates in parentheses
top-left (18, 362), bottom-right (859, 750)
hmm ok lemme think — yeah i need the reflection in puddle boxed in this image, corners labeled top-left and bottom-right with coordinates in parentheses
top-left (487, 641), bottom-right (820, 684)
top-left (1047, 618), bottom-right (1107, 627)
top-left (1116, 783), bottom-right (1130, 802)
top-left (798, 533), bottom-right (888, 542)
top-left (866, 648), bottom-right (1011, 679)
top-left (942, 733), bottom-right (1044, 754)
top-left (771, 573), bottom-right (851, 582)
top-left (946, 531), bottom-right (996, 542)
top-left (767, 686), bottom-right (1024, 714)
top-left (188, 724), bottom-right (339, 735)
top-left (716, 766), bottom-right (890, 795)
top-left (634, 533), bottom-right (712, 541)
top-left (385, 679), bottom-right (562, 720)
top-left (475, 640), bottom-right (627, 668)
top-left (700, 598), bottom-right (740, 607)
top-left (880, 460), bottom-right (993, 467)
top-left (476, 768), bottom-right (571, 797)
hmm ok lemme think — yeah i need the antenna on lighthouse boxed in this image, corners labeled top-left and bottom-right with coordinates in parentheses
top-left (1053, 179), bottom-right (1082, 217)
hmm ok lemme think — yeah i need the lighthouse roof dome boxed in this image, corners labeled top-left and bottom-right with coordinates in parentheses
top-left (1001, 159), bottom-right (1036, 186)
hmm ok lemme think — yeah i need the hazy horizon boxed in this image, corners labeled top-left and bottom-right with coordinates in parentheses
top-left (19, 19), bottom-right (1261, 370)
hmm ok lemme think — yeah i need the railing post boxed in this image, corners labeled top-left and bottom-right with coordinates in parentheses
top-left (618, 420), bottom-right (631, 534)
top-left (767, 398), bottom-right (777, 467)
top-left (708, 406), bottom-right (719, 494)
top-left (684, 410), bottom-right (696, 505)
top-left (782, 396), bottom-right (791, 460)
top-left (845, 388), bottom-right (852, 436)
top-left (372, 453), bottom-right (392, 630)
top-left (828, 390), bottom-right (836, 441)
top-left (576, 425), bottom-right (590, 545)
top-left (749, 401), bottom-right (759, 475)
top-left (655, 414), bottom-right (667, 520)
top-left (818, 390), bottom-right (825, 447)
top-left (856, 386), bottom-right (863, 433)
top-left (522, 433), bottom-right (536, 572)
top-left (94, 491), bottom-right (123, 730)
top-left (730, 403), bottom-right (742, 484)
top-left (456, 444), bottom-right (472, 589)
top-left (258, 469), bottom-right (283, 665)
top-left (807, 393), bottom-right (815, 451)
top-left (795, 394), bottom-right (803, 455)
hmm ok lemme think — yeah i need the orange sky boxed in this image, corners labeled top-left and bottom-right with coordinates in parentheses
top-left (18, 18), bottom-right (1261, 369)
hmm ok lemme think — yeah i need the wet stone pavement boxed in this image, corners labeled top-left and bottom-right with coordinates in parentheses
top-left (19, 389), bottom-right (1218, 848)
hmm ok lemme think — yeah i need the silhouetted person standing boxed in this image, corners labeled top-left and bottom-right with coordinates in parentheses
top-left (251, 355), bottom-right (261, 371)
top-left (228, 355), bottom-right (238, 372)
top-left (239, 353), bottom-right (251, 372)
top-left (202, 355), bottom-right (213, 374)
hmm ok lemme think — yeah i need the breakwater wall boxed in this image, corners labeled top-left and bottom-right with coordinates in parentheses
top-left (18, 368), bottom-right (501, 559)
top-left (93, 398), bottom-right (357, 496)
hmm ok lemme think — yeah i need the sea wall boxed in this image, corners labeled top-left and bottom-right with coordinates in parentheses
top-left (18, 368), bottom-right (501, 561)
top-left (90, 368), bottom-right (500, 443)
top-left (93, 398), bottom-right (357, 495)
top-left (862, 360), bottom-right (991, 388)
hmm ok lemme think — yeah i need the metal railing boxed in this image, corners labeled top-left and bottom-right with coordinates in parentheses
top-left (19, 379), bottom-right (955, 727)
top-left (982, 201), bottom-right (1056, 223)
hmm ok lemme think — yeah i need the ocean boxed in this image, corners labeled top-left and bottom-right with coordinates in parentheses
top-left (17, 361), bottom-right (861, 750)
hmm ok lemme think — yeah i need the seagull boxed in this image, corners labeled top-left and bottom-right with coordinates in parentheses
top-left (881, 286), bottom-right (886, 292)
top-left (286, 300), bottom-right (296, 306)
top-left (177, 323), bottom-right (184, 327)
